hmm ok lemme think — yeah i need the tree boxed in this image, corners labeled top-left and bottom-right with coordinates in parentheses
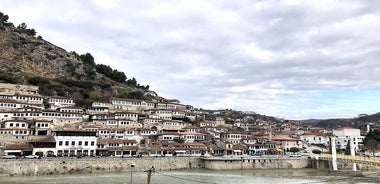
top-left (16, 22), bottom-right (36, 36)
top-left (126, 77), bottom-right (137, 86)
top-left (126, 91), bottom-right (144, 99)
top-left (364, 139), bottom-right (379, 153)
top-left (289, 147), bottom-right (300, 153)
top-left (80, 53), bottom-right (96, 66)
top-left (182, 117), bottom-right (192, 123)
top-left (111, 70), bottom-right (127, 83)
top-left (363, 130), bottom-right (380, 144)
top-left (27, 76), bottom-right (51, 86)
top-left (0, 12), bottom-right (9, 23)
top-left (363, 130), bottom-right (380, 152)
top-left (312, 149), bottom-right (322, 154)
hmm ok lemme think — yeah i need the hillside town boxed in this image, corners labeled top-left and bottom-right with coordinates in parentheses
top-left (0, 82), bottom-right (374, 159)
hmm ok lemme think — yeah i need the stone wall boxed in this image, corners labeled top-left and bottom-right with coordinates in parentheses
top-left (203, 158), bottom-right (311, 170)
top-left (311, 159), bottom-right (380, 170)
top-left (0, 157), bottom-right (203, 176)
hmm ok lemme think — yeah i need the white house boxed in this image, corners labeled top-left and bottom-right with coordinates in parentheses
top-left (47, 96), bottom-right (75, 110)
top-left (54, 130), bottom-right (97, 157)
top-left (333, 127), bottom-right (364, 151)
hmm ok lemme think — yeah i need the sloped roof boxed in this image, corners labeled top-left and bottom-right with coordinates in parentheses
top-left (4, 143), bottom-right (33, 150)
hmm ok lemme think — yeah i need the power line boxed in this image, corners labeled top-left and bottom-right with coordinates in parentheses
top-left (155, 171), bottom-right (218, 184)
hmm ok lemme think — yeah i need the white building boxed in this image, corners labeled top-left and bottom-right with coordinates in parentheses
top-left (54, 130), bottom-right (97, 157)
top-left (333, 127), bottom-right (364, 151)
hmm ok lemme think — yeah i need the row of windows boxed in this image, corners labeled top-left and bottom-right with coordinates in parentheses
top-left (60, 109), bottom-right (83, 113)
top-left (223, 134), bottom-right (241, 139)
top-left (0, 103), bottom-right (19, 107)
top-left (164, 122), bottom-right (177, 126)
top-left (0, 131), bottom-right (12, 134)
top-left (58, 141), bottom-right (95, 146)
top-left (50, 99), bottom-right (73, 103)
top-left (15, 96), bottom-right (43, 101)
top-left (99, 130), bottom-right (134, 134)
top-left (112, 100), bottom-right (141, 105)
top-left (8, 123), bottom-right (26, 127)
top-left (57, 150), bottom-right (95, 156)
top-left (36, 123), bottom-right (49, 128)
top-left (14, 113), bottom-right (40, 117)
top-left (163, 136), bottom-right (176, 140)
top-left (14, 130), bottom-right (28, 134)
top-left (116, 114), bottom-right (138, 118)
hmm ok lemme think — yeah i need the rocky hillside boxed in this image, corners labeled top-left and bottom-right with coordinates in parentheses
top-left (0, 12), bottom-right (156, 106)
top-left (0, 26), bottom-right (85, 79)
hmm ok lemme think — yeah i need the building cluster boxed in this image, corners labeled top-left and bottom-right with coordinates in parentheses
top-left (0, 83), bottom-right (367, 158)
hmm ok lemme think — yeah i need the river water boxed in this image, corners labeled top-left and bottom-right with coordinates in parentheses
top-left (0, 169), bottom-right (378, 184)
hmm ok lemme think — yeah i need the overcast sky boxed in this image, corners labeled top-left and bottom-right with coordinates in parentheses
top-left (1, 0), bottom-right (380, 120)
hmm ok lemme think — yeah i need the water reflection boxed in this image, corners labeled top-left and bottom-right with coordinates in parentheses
top-left (0, 169), bottom-right (377, 184)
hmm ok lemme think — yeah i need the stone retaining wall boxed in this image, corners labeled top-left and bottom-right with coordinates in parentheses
top-left (203, 158), bottom-right (311, 170)
top-left (0, 157), bottom-right (203, 176)
top-left (312, 159), bottom-right (380, 170)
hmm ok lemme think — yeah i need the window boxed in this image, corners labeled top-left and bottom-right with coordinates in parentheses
top-left (79, 141), bottom-right (82, 146)
top-left (59, 141), bottom-right (63, 146)
top-left (91, 141), bottom-right (95, 146)
top-left (65, 141), bottom-right (69, 146)
top-left (85, 141), bottom-right (88, 146)
top-left (71, 141), bottom-right (75, 146)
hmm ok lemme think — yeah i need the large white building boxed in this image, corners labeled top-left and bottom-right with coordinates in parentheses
top-left (333, 127), bottom-right (364, 151)
top-left (54, 130), bottom-right (97, 157)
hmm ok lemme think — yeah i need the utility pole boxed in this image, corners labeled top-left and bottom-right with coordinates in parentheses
top-left (145, 166), bottom-right (155, 184)
top-left (130, 164), bottom-right (136, 184)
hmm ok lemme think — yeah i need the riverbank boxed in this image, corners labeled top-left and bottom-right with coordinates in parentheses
top-left (0, 156), bottom-right (310, 176)
top-left (1, 156), bottom-right (377, 177)
top-left (0, 157), bottom-right (202, 176)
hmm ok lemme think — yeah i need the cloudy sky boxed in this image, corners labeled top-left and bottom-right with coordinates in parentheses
top-left (1, 0), bottom-right (380, 120)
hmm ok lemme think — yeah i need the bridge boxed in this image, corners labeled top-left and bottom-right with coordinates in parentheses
top-left (314, 153), bottom-right (380, 170)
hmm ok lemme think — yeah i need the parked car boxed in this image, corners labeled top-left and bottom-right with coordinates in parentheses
top-left (251, 152), bottom-right (263, 156)
top-left (290, 153), bottom-right (302, 157)
top-left (1, 155), bottom-right (16, 159)
top-left (25, 155), bottom-right (39, 159)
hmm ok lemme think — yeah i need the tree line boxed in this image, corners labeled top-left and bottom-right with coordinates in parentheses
top-left (74, 52), bottom-right (149, 90)
top-left (1, 11), bottom-right (36, 36)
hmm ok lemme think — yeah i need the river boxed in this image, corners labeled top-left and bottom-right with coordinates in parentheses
top-left (0, 169), bottom-right (379, 184)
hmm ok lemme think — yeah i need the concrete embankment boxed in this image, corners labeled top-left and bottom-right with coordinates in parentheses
top-left (0, 157), bottom-right (202, 176)
top-left (8, 157), bottom-right (378, 176)
top-left (202, 157), bottom-right (311, 170)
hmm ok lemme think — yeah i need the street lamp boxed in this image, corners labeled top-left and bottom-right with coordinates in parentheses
top-left (130, 164), bottom-right (136, 184)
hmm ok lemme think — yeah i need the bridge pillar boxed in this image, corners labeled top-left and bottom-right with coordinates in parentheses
top-left (330, 137), bottom-right (338, 171)
top-left (349, 137), bottom-right (357, 171)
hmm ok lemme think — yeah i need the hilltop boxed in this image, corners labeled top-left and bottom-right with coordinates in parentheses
top-left (0, 12), bottom-right (155, 107)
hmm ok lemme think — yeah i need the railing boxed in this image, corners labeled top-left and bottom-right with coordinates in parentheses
top-left (316, 153), bottom-right (380, 163)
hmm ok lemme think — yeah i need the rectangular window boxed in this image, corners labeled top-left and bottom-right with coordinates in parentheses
top-left (71, 141), bottom-right (75, 146)
top-left (79, 141), bottom-right (82, 146)
top-left (65, 141), bottom-right (69, 146)
top-left (59, 141), bottom-right (63, 146)
top-left (91, 141), bottom-right (95, 146)
top-left (85, 141), bottom-right (88, 146)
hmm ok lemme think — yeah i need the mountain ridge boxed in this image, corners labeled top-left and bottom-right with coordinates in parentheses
top-left (0, 11), bottom-right (156, 107)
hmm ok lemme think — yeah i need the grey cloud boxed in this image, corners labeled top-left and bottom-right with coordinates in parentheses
top-left (2, 0), bottom-right (380, 119)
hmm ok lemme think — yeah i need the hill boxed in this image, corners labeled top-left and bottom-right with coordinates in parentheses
top-left (0, 11), bottom-right (156, 107)
top-left (300, 113), bottom-right (380, 131)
